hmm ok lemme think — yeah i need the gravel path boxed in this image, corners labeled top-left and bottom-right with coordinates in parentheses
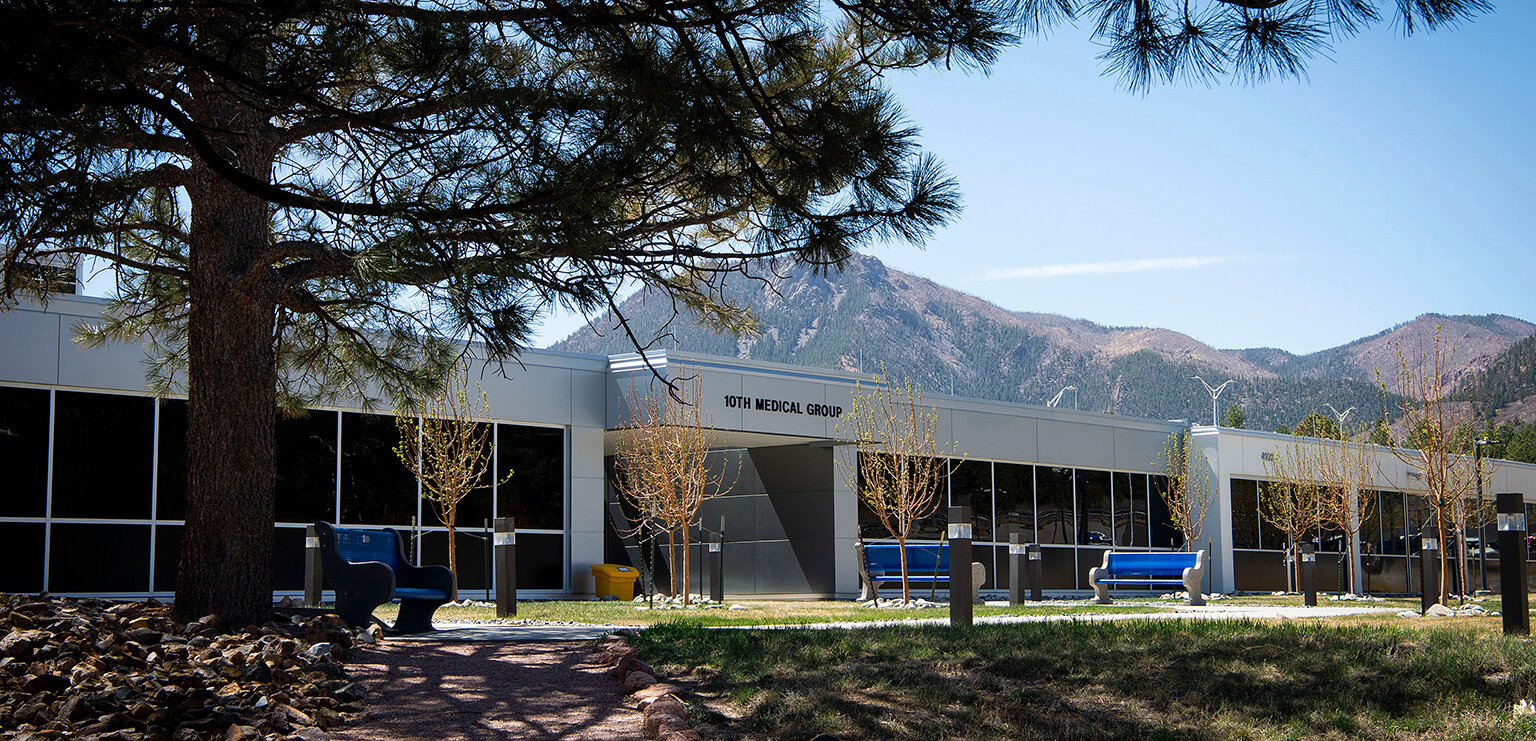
top-left (329, 641), bottom-right (641, 740)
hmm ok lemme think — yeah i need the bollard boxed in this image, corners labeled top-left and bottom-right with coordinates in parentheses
top-left (1300, 542), bottom-right (1317, 607)
top-left (1496, 493), bottom-right (1530, 635)
top-left (494, 517), bottom-right (517, 617)
top-left (304, 525), bottom-right (322, 607)
top-left (1027, 544), bottom-right (1044, 602)
top-left (709, 517), bottom-right (725, 604)
top-left (948, 506), bottom-right (973, 627)
top-left (1420, 529), bottom-right (1440, 615)
top-left (1008, 530), bottom-right (1025, 606)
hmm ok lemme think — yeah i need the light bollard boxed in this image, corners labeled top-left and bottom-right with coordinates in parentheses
top-left (304, 525), bottom-right (322, 607)
top-left (709, 517), bottom-right (726, 604)
top-left (1008, 530), bottom-right (1025, 606)
top-left (1496, 492), bottom-right (1530, 635)
top-left (1420, 527), bottom-right (1440, 615)
top-left (1027, 544), bottom-right (1044, 601)
top-left (1300, 542), bottom-right (1317, 607)
top-left (948, 506), bottom-right (973, 627)
top-left (494, 517), bottom-right (517, 617)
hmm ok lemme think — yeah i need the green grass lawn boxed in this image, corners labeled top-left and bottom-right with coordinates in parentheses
top-left (631, 619), bottom-right (1536, 740)
top-left (366, 592), bottom-right (1515, 628)
top-left (370, 597), bottom-right (1167, 627)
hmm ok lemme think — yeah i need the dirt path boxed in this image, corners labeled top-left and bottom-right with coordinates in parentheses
top-left (330, 641), bottom-right (642, 740)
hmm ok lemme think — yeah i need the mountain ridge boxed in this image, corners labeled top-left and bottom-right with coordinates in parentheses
top-left (552, 254), bottom-right (1535, 429)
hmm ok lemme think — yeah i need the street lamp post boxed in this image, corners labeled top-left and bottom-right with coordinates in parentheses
top-left (1324, 404), bottom-right (1355, 435)
top-left (1192, 376), bottom-right (1232, 426)
top-left (1476, 438), bottom-right (1501, 592)
top-left (1047, 385), bottom-right (1078, 410)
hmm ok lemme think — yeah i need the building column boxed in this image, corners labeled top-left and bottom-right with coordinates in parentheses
top-left (568, 425), bottom-right (606, 596)
top-left (833, 445), bottom-right (861, 599)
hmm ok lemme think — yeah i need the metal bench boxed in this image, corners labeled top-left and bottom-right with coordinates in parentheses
top-left (1088, 550), bottom-right (1206, 606)
top-left (857, 541), bottom-right (984, 602)
top-left (313, 521), bottom-right (455, 633)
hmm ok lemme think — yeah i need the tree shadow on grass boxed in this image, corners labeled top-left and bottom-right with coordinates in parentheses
top-left (637, 620), bottom-right (1536, 740)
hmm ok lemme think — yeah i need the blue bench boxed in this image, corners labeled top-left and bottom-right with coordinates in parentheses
top-left (857, 542), bottom-right (984, 601)
top-left (313, 522), bottom-right (455, 633)
top-left (1088, 550), bottom-right (1206, 606)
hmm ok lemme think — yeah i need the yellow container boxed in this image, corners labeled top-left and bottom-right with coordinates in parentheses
top-left (590, 564), bottom-right (640, 600)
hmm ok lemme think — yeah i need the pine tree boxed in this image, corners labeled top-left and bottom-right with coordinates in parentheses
top-left (0, 0), bottom-right (1492, 624)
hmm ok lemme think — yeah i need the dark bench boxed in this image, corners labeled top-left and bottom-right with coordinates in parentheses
top-left (856, 541), bottom-right (984, 602)
top-left (1088, 550), bottom-right (1206, 606)
top-left (313, 521), bottom-right (455, 633)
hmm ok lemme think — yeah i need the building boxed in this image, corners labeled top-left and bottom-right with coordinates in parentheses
top-left (2, 295), bottom-right (1533, 600)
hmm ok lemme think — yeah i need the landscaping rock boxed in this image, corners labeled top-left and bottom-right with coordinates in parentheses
top-left (643, 710), bottom-right (689, 739)
top-left (624, 671), bottom-right (658, 693)
top-left (642, 695), bottom-right (687, 720)
top-left (0, 592), bottom-right (368, 741)
top-left (657, 731), bottom-right (704, 741)
top-left (1426, 603), bottom-right (1455, 617)
top-left (632, 684), bottom-right (684, 706)
top-left (609, 655), bottom-right (659, 679)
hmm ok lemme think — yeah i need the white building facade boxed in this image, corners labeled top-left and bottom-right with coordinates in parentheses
top-left (1, 296), bottom-right (1533, 600)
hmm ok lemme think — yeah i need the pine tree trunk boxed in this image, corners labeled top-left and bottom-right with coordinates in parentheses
top-left (173, 74), bottom-right (281, 627)
top-left (175, 173), bottom-right (279, 626)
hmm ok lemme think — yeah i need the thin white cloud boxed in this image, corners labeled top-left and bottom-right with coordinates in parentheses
top-left (980, 255), bottom-right (1253, 280)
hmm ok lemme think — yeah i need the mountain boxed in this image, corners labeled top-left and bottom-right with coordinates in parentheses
top-left (553, 255), bottom-right (1535, 430)
top-left (1231, 314), bottom-right (1535, 386)
top-left (1464, 335), bottom-right (1536, 423)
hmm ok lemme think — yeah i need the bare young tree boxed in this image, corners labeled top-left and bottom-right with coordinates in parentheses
top-left (613, 365), bottom-right (733, 606)
top-left (1262, 437), bottom-right (1325, 590)
top-left (1159, 429), bottom-right (1214, 551)
top-left (1384, 327), bottom-right (1480, 605)
top-left (393, 362), bottom-right (505, 598)
top-left (837, 365), bottom-right (958, 603)
top-left (1314, 437), bottom-right (1378, 595)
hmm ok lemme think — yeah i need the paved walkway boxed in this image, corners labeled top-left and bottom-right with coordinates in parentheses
top-left (331, 640), bottom-right (642, 740)
top-left (390, 621), bottom-right (624, 642)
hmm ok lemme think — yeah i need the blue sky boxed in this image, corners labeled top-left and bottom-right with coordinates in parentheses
top-left (534, 4), bottom-right (1535, 355)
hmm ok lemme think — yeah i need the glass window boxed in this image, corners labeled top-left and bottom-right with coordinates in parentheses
top-left (1036, 467), bottom-right (1074, 545)
top-left (0, 386), bottom-right (49, 517)
top-left (994, 463), bottom-right (1034, 544)
top-left (1126, 473), bottom-right (1149, 547)
top-left (1359, 489), bottom-right (1384, 557)
top-left (0, 523), bottom-right (44, 593)
top-left (274, 411), bottom-right (338, 524)
top-left (155, 399), bottom-right (187, 520)
top-left (1075, 469), bottom-right (1112, 546)
top-left (516, 532), bottom-right (565, 590)
top-left (1406, 495), bottom-right (1431, 554)
top-left (49, 524), bottom-right (150, 592)
top-left (420, 528), bottom-right (492, 591)
top-left (1378, 491), bottom-right (1406, 555)
top-left (1112, 472), bottom-right (1133, 547)
top-left (1149, 475), bottom-right (1180, 549)
top-left (949, 460), bottom-right (992, 542)
top-left (53, 392), bottom-right (153, 519)
top-left (340, 412), bottom-right (418, 526)
top-left (1256, 481), bottom-right (1285, 550)
top-left (1230, 478), bottom-right (1260, 549)
top-left (496, 425), bottom-right (564, 530)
